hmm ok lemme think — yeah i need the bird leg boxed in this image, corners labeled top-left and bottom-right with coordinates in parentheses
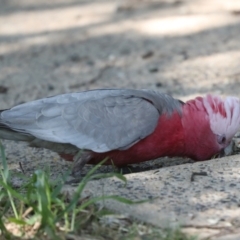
top-left (71, 151), bottom-right (92, 177)
top-left (65, 151), bottom-right (92, 184)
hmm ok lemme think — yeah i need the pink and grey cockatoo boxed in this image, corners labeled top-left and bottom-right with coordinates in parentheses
top-left (0, 89), bottom-right (239, 175)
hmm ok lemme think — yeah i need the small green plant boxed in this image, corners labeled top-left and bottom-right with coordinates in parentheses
top-left (0, 141), bottom-right (140, 239)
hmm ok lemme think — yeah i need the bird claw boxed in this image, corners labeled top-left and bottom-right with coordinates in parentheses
top-left (65, 175), bottom-right (82, 185)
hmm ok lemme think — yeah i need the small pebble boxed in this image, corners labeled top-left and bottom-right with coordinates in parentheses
top-left (48, 84), bottom-right (55, 91)
top-left (156, 82), bottom-right (162, 87)
top-left (142, 51), bottom-right (154, 59)
top-left (69, 54), bottom-right (81, 62)
top-left (0, 86), bottom-right (8, 94)
top-left (149, 67), bottom-right (159, 73)
top-left (231, 10), bottom-right (240, 15)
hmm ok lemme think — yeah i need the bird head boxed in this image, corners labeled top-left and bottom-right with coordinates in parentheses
top-left (182, 95), bottom-right (240, 160)
top-left (203, 95), bottom-right (240, 147)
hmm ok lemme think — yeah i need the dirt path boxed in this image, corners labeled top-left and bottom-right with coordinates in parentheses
top-left (1, 0), bottom-right (240, 239)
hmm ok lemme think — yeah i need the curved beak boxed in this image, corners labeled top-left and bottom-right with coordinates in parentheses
top-left (218, 148), bottom-right (226, 158)
top-left (220, 141), bottom-right (234, 157)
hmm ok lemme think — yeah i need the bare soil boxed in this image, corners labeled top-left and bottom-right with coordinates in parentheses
top-left (1, 0), bottom-right (240, 239)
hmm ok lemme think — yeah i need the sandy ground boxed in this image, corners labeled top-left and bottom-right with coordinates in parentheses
top-left (0, 0), bottom-right (240, 174)
top-left (1, 0), bottom-right (240, 239)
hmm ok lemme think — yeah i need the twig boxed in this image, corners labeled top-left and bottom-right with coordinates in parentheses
top-left (19, 162), bottom-right (25, 174)
top-left (183, 224), bottom-right (232, 230)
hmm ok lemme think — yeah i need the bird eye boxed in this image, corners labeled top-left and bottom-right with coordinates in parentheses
top-left (217, 134), bottom-right (226, 145)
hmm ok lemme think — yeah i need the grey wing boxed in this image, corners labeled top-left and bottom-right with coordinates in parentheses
top-left (0, 89), bottom-right (180, 152)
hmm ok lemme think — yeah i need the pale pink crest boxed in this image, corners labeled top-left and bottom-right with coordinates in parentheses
top-left (203, 94), bottom-right (240, 141)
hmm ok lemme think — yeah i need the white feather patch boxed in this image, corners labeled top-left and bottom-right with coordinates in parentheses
top-left (203, 95), bottom-right (240, 140)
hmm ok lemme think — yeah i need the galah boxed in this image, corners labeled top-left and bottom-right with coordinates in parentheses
top-left (0, 89), bottom-right (240, 175)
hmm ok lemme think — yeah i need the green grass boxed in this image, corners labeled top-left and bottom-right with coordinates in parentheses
top-left (0, 141), bottom-right (197, 240)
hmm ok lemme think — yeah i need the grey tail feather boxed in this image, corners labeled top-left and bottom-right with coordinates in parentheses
top-left (0, 127), bottom-right (34, 142)
top-left (0, 110), bottom-right (33, 142)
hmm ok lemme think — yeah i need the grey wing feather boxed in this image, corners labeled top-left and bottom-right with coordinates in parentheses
top-left (0, 89), bottom-right (182, 152)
